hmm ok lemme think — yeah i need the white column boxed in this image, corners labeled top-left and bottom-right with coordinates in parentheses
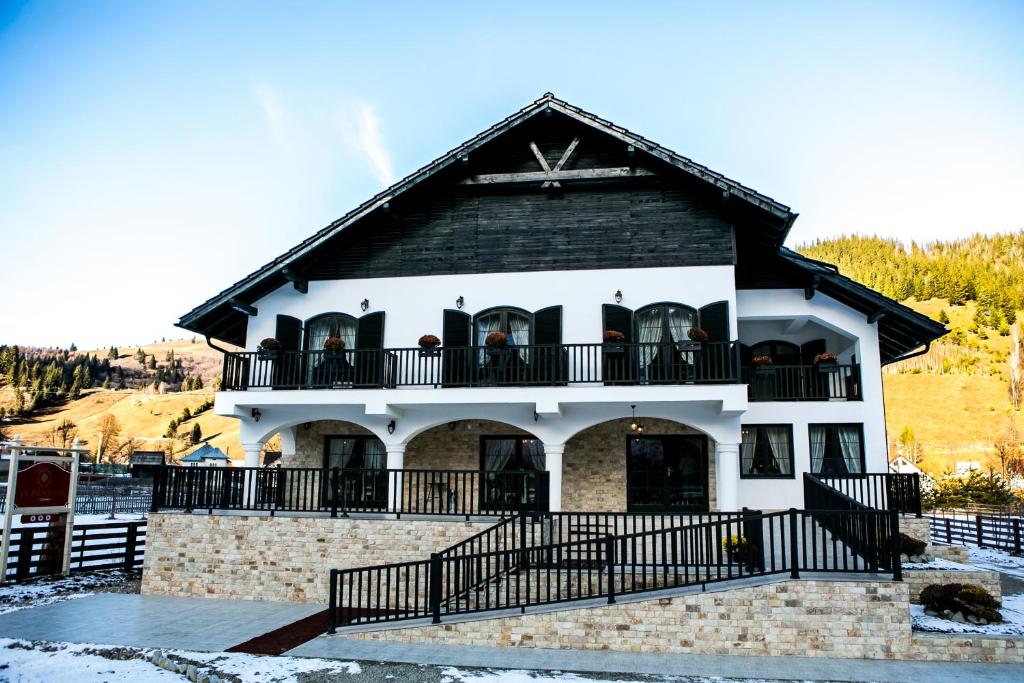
top-left (242, 443), bottom-right (262, 468)
top-left (715, 442), bottom-right (740, 512)
top-left (386, 445), bottom-right (406, 512)
top-left (544, 444), bottom-right (565, 512)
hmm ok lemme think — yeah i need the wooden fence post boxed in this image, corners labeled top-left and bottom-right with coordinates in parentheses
top-left (1013, 519), bottom-right (1021, 556)
top-left (944, 518), bottom-right (952, 545)
top-left (789, 509), bottom-right (800, 579)
top-left (15, 529), bottom-right (34, 580)
top-left (605, 535), bottom-right (616, 604)
top-left (124, 523), bottom-right (138, 571)
top-left (976, 515), bottom-right (984, 548)
top-left (429, 553), bottom-right (442, 624)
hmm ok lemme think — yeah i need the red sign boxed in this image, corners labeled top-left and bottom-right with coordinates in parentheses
top-left (14, 462), bottom-right (71, 508)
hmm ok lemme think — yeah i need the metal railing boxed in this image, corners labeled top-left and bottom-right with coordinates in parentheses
top-left (327, 507), bottom-right (902, 631)
top-left (810, 472), bottom-right (921, 516)
top-left (149, 466), bottom-right (548, 518)
top-left (221, 341), bottom-right (741, 391)
top-left (743, 364), bottom-right (861, 401)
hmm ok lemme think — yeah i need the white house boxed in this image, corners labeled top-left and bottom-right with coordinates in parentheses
top-left (176, 93), bottom-right (946, 515)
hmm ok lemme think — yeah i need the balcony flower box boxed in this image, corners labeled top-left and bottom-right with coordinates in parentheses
top-left (418, 334), bottom-right (442, 357)
top-left (602, 330), bottom-right (626, 353)
top-left (681, 327), bottom-right (709, 352)
top-left (814, 351), bottom-right (838, 373)
top-left (752, 355), bottom-right (774, 375)
top-left (323, 336), bottom-right (346, 361)
top-left (485, 331), bottom-right (510, 357)
top-left (257, 338), bottom-right (281, 361)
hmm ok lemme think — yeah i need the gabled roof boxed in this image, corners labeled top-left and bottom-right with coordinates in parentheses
top-left (177, 93), bottom-right (797, 341)
top-left (777, 248), bottom-right (947, 364)
top-left (180, 444), bottom-right (229, 462)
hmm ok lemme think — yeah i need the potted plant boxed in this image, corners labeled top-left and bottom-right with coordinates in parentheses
top-left (485, 331), bottom-right (510, 357)
top-left (676, 327), bottom-right (707, 352)
top-left (602, 329), bottom-right (626, 353)
top-left (323, 336), bottom-right (346, 359)
top-left (418, 334), bottom-right (441, 357)
top-left (722, 535), bottom-right (760, 571)
top-left (813, 351), bottom-right (838, 373)
top-left (752, 354), bottom-right (774, 374)
top-left (257, 337), bottom-right (282, 361)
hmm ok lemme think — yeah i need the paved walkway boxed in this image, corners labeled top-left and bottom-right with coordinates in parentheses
top-left (290, 636), bottom-right (1024, 683)
top-left (0, 593), bottom-right (321, 652)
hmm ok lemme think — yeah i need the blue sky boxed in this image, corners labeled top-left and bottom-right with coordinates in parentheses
top-left (1, 1), bottom-right (1022, 348)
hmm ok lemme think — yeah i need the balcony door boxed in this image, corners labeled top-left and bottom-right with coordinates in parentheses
top-left (479, 436), bottom-right (548, 512)
top-left (626, 435), bottom-right (709, 512)
top-left (323, 435), bottom-right (387, 510)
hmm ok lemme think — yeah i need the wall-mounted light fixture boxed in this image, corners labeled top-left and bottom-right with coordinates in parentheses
top-left (251, 408), bottom-right (262, 423)
top-left (361, 298), bottom-right (370, 311)
top-left (456, 295), bottom-right (464, 310)
top-left (614, 290), bottom-right (623, 304)
top-left (387, 419), bottom-right (396, 435)
top-left (533, 411), bottom-right (540, 422)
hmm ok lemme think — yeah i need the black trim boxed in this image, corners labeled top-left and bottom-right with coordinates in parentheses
top-left (808, 423), bottom-right (866, 475)
top-left (739, 424), bottom-right (795, 479)
top-left (625, 434), bottom-right (709, 512)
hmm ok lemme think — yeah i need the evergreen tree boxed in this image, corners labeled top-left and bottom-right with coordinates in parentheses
top-left (108, 346), bottom-right (119, 360)
top-left (938, 309), bottom-right (950, 325)
top-left (190, 422), bottom-right (202, 445)
top-left (135, 348), bottom-right (146, 364)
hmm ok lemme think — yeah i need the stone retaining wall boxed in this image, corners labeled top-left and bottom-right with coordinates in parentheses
top-left (904, 566), bottom-right (1001, 604)
top-left (140, 512), bottom-right (491, 603)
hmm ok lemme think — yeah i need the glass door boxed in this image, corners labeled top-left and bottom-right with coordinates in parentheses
top-left (323, 436), bottom-right (387, 510)
top-left (626, 435), bottom-right (709, 511)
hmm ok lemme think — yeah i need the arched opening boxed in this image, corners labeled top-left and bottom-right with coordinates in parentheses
top-left (748, 339), bottom-right (800, 366)
top-left (305, 312), bottom-right (358, 352)
top-left (405, 419), bottom-right (547, 513)
top-left (563, 417), bottom-right (716, 513)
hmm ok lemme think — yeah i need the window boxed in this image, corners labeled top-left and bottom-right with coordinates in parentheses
top-left (306, 313), bottom-right (357, 352)
top-left (809, 424), bottom-right (865, 475)
top-left (740, 425), bottom-right (794, 478)
top-left (474, 308), bottom-right (531, 363)
top-left (322, 435), bottom-right (387, 509)
top-left (479, 437), bottom-right (547, 512)
top-left (749, 340), bottom-right (800, 366)
top-left (634, 303), bottom-right (698, 378)
top-left (480, 436), bottom-right (546, 473)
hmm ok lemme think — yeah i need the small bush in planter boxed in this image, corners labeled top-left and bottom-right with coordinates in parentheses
top-left (418, 334), bottom-right (441, 348)
top-left (323, 336), bottom-right (346, 354)
top-left (900, 533), bottom-right (927, 558)
top-left (752, 354), bottom-right (773, 366)
top-left (919, 583), bottom-right (1002, 624)
top-left (813, 351), bottom-right (838, 365)
top-left (603, 330), bottom-right (626, 344)
top-left (485, 331), bottom-right (508, 348)
top-left (722, 535), bottom-right (760, 571)
top-left (688, 327), bottom-right (709, 343)
top-left (259, 338), bottom-right (282, 351)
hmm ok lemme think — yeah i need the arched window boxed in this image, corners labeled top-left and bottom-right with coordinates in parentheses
top-left (305, 313), bottom-right (357, 352)
top-left (749, 340), bottom-right (800, 366)
top-left (633, 303), bottom-right (697, 373)
top-left (473, 307), bottom-right (532, 363)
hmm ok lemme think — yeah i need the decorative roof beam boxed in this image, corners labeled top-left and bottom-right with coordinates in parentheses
top-left (461, 167), bottom-right (653, 186)
top-left (867, 309), bottom-right (887, 324)
top-left (229, 298), bottom-right (258, 317)
top-left (281, 268), bottom-right (308, 294)
top-left (804, 274), bottom-right (821, 300)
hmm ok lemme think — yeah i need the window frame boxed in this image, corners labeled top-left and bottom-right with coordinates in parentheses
top-left (633, 302), bottom-right (698, 345)
top-left (739, 424), bottom-right (795, 479)
top-left (321, 434), bottom-right (387, 470)
top-left (808, 423), bottom-right (866, 476)
top-left (478, 435), bottom-right (546, 473)
top-left (304, 312), bottom-right (358, 351)
top-left (472, 306), bottom-right (533, 343)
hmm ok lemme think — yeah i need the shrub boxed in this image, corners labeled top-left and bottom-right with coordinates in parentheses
top-left (259, 338), bottom-right (282, 351)
top-left (323, 336), bottom-right (346, 352)
top-left (687, 327), bottom-right (709, 343)
top-left (722, 535), bottom-right (760, 571)
top-left (603, 330), bottom-right (626, 343)
top-left (813, 351), bottom-right (838, 364)
top-left (900, 533), bottom-right (927, 557)
top-left (919, 583), bottom-right (1002, 623)
top-left (418, 334), bottom-right (441, 348)
top-left (752, 354), bottom-right (773, 366)
top-left (484, 331), bottom-right (508, 348)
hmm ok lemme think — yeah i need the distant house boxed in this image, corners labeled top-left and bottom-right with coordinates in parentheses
top-left (955, 461), bottom-right (982, 475)
top-left (180, 444), bottom-right (230, 467)
top-left (888, 455), bottom-right (924, 477)
top-left (130, 450), bottom-right (166, 479)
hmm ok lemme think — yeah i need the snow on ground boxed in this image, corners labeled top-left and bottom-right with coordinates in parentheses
top-left (911, 594), bottom-right (1024, 636)
top-left (167, 648), bottom-right (361, 681)
top-left (0, 570), bottom-right (136, 615)
top-left (966, 545), bottom-right (1024, 580)
top-left (0, 640), bottom-right (180, 682)
top-left (438, 668), bottom-right (792, 682)
top-left (903, 557), bottom-right (974, 571)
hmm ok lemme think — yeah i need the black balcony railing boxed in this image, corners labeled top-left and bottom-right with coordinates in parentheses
top-left (221, 342), bottom-right (741, 391)
top-left (742, 364), bottom-right (861, 401)
top-left (149, 466), bottom-right (548, 518)
top-left (809, 472), bottom-right (922, 517)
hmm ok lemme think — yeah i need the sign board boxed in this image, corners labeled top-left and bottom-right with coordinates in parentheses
top-left (14, 462), bottom-right (71, 508)
top-left (20, 513), bottom-right (67, 525)
top-left (130, 451), bottom-right (165, 466)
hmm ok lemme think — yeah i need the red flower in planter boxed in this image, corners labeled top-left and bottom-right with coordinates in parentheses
top-left (688, 327), bottom-right (709, 343)
top-left (259, 338), bottom-right (282, 351)
top-left (323, 336), bottom-right (346, 353)
top-left (485, 331), bottom-right (508, 348)
top-left (603, 330), bottom-right (626, 343)
top-left (418, 334), bottom-right (441, 348)
top-left (813, 351), bottom-right (838, 364)
top-left (752, 354), bottom-right (773, 366)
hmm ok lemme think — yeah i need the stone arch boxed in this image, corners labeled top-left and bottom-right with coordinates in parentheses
top-left (271, 419), bottom-right (380, 469)
top-left (561, 416), bottom-right (718, 513)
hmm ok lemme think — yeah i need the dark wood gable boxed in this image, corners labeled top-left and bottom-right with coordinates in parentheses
top-left (297, 114), bottom-right (738, 281)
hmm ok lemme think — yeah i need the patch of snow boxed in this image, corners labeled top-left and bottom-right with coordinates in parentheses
top-left (966, 545), bottom-right (1024, 580)
top-left (439, 669), bottom-right (794, 683)
top-left (903, 557), bottom-right (975, 570)
top-left (0, 639), bottom-right (178, 682)
top-left (166, 648), bottom-right (361, 681)
top-left (0, 570), bottom-right (135, 615)
top-left (911, 594), bottom-right (1024, 636)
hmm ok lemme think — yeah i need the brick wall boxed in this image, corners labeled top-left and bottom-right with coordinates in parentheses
top-left (140, 513), bottom-right (491, 603)
top-left (287, 420), bottom-right (375, 468)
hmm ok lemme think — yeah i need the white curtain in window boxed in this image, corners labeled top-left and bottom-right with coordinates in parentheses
top-left (523, 439), bottom-right (546, 471)
top-left (667, 306), bottom-right (697, 362)
top-left (837, 427), bottom-right (862, 474)
top-left (636, 307), bottom-right (663, 372)
top-left (740, 428), bottom-right (757, 475)
top-left (765, 427), bottom-right (792, 475)
top-left (307, 316), bottom-right (357, 382)
top-left (809, 426), bottom-right (826, 474)
top-left (508, 313), bottom-right (531, 363)
top-left (476, 313), bottom-right (504, 365)
top-left (362, 438), bottom-right (386, 470)
top-left (484, 439), bottom-right (516, 473)
top-left (327, 438), bottom-right (356, 469)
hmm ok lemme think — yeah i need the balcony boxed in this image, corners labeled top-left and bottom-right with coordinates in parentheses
top-left (741, 364), bottom-right (861, 401)
top-left (221, 341), bottom-right (741, 390)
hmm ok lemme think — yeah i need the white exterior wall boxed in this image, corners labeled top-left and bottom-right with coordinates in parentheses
top-left (215, 270), bottom-right (890, 512)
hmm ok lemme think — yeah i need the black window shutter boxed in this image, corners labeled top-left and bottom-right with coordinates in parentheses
top-left (602, 305), bottom-right (633, 343)
top-left (356, 311), bottom-right (386, 349)
top-left (801, 339), bottom-right (827, 365)
top-left (443, 309), bottom-right (471, 347)
top-left (532, 306), bottom-right (562, 345)
top-left (698, 301), bottom-right (730, 342)
top-left (275, 315), bottom-right (303, 351)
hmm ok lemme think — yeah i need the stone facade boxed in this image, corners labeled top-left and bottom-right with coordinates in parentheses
top-left (562, 418), bottom-right (715, 512)
top-left (931, 545), bottom-right (970, 564)
top-left (351, 578), bottom-right (1024, 663)
top-left (140, 512), bottom-right (491, 603)
top-left (904, 567), bottom-right (1001, 604)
